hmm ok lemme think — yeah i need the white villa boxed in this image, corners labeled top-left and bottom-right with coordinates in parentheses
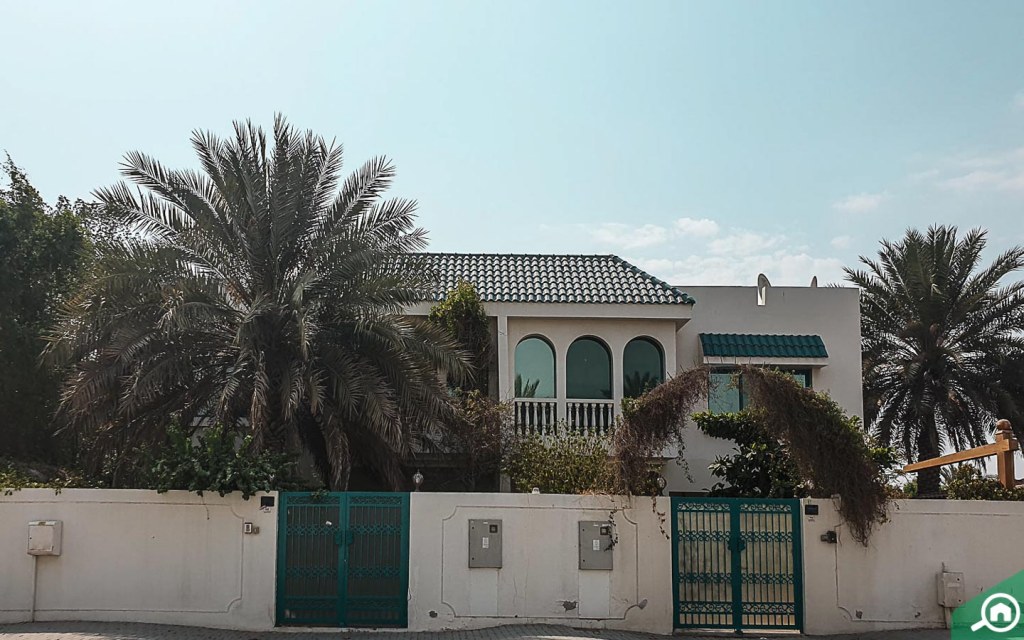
top-left (408, 253), bottom-right (863, 494)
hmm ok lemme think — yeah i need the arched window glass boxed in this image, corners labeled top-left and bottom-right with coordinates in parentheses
top-left (514, 337), bottom-right (555, 398)
top-left (623, 337), bottom-right (664, 398)
top-left (566, 337), bottom-right (612, 399)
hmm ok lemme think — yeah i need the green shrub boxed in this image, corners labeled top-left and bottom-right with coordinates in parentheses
top-left (0, 458), bottom-right (98, 495)
top-left (429, 281), bottom-right (491, 394)
top-left (502, 429), bottom-right (614, 494)
top-left (148, 422), bottom-right (299, 498)
top-left (945, 465), bottom-right (1024, 501)
top-left (694, 411), bottom-right (804, 498)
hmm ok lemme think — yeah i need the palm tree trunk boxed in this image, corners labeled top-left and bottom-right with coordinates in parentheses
top-left (916, 417), bottom-right (942, 496)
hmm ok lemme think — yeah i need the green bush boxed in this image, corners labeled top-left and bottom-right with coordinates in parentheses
top-left (694, 411), bottom-right (804, 498)
top-left (148, 422), bottom-right (299, 498)
top-left (502, 429), bottom-right (613, 494)
top-left (945, 465), bottom-right (1024, 501)
top-left (0, 458), bottom-right (98, 495)
top-left (429, 281), bottom-right (491, 394)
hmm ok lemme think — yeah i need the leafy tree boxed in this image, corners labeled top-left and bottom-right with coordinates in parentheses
top-left (0, 159), bottom-right (89, 462)
top-left (944, 465), bottom-right (1024, 501)
top-left (695, 408), bottom-right (900, 500)
top-left (47, 117), bottom-right (470, 490)
top-left (428, 281), bottom-right (491, 394)
top-left (695, 411), bottom-right (803, 498)
top-left (427, 390), bottom-right (510, 491)
top-left (148, 422), bottom-right (299, 498)
top-left (845, 226), bottom-right (1024, 495)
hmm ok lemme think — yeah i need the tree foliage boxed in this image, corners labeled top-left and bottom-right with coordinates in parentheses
top-left (502, 429), bottom-right (614, 494)
top-left (696, 407), bottom-right (901, 501)
top-left (739, 366), bottom-right (888, 543)
top-left (0, 159), bottom-right (90, 462)
top-left (148, 422), bottom-right (298, 498)
top-left (429, 390), bottom-right (510, 491)
top-left (943, 465), bottom-right (1024, 501)
top-left (47, 116), bottom-right (470, 490)
top-left (845, 226), bottom-right (1024, 495)
top-left (428, 281), bottom-right (491, 394)
top-left (695, 411), bottom-right (803, 498)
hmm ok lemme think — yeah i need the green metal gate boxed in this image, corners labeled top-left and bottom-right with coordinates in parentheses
top-left (671, 497), bottom-right (803, 631)
top-left (276, 492), bottom-right (410, 628)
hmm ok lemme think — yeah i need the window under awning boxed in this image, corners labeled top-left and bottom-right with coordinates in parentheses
top-left (699, 333), bottom-right (828, 359)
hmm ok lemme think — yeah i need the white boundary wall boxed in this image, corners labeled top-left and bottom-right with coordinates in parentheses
top-left (5, 489), bottom-right (1024, 635)
top-left (408, 493), bottom-right (674, 634)
top-left (0, 489), bottom-right (278, 630)
top-left (801, 498), bottom-right (1024, 635)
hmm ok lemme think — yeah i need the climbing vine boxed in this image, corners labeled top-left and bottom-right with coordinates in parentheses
top-left (613, 367), bottom-right (709, 495)
top-left (738, 366), bottom-right (889, 543)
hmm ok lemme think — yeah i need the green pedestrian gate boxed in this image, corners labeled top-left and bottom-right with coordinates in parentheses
top-left (276, 492), bottom-right (410, 628)
top-left (671, 497), bottom-right (803, 631)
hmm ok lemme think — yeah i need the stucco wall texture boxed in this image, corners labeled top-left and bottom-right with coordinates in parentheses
top-left (0, 489), bottom-right (278, 630)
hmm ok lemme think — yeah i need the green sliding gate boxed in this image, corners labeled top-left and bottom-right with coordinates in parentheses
top-left (671, 497), bottom-right (803, 631)
top-left (276, 492), bottom-right (410, 628)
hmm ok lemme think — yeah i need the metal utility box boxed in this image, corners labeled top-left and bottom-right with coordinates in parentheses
top-left (468, 519), bottom-right (502, 568)
top-left (27, 520), bottom-right (63, 556)
top-left (579, 520), bottom-right (613, 570)
top-left (937, 570), bottom-right (965, 608)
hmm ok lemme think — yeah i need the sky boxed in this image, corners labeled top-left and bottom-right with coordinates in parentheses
top-left (3, 0), bottom-right (1024, 286)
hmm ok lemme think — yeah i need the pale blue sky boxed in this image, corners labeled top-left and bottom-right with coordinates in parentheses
top-left (3, 1), bottom-right (1024, 285)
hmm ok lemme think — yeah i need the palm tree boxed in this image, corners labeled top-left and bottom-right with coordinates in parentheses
top-left (845, 226), bottom-right (1024, 495)
top-left (47, 116), bottom-right (470, 490)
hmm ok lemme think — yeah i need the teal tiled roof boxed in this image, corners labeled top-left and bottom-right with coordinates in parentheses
top-left (408, 253), bottom-right (696, 305)
top-left (700, 333), bottom-right (828, 358)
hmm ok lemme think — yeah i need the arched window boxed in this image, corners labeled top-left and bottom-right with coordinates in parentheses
top-left (567, 337), bottom-right (612, 399)
top-left (623, 337), bottom-right (664, 398)
top-left (514, 337), bottom-right (555, 398)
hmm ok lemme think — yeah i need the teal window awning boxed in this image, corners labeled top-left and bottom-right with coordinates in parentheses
top-left (699, 333), bottom-right (828, 358)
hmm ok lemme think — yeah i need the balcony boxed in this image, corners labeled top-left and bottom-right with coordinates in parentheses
top-left (512, 398), bottom-right (616, 437)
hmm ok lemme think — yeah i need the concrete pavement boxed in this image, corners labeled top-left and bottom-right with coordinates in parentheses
top-left (0, 622), bottom-right (951, 640)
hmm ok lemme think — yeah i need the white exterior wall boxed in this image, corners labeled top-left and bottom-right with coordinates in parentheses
top-left (505, 316), bottom-right (679, 412)
top-left (412, 283), bottom-right (863, 496)
top-left (801, 498), bottom-right (1024, 634)
top-left (668, 285), bottom-right (863, 493)
top-left (407, 492), bottom-right (673, 634)
top-left (0, 489), bottom-right (278, 630)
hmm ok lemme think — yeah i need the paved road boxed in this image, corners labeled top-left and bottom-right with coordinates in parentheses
top-left (0, 622), bottom-right (950, 640)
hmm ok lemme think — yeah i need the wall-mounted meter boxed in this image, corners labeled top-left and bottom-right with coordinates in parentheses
top-left (28, 520), bottom-right (63, 556)
top-left (468, 519), bottom-right (502, 568)
top-left (579, 520), bottom-right (613, 570)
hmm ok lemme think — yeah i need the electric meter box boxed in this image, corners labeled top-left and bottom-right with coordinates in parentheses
top-left (27, 520), bottom-right (63, 556)
top-left (579, 520), bottom-right (613, 570)
top-left (937, 570), bottom-right (965, 608)
top-left (468, 519), bottom-right (502, 568)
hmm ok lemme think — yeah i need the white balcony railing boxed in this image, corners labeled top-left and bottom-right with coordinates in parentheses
top-left (566, 400), bottom-right (615, 436)
top-left (513, 398), bottom-right (617, 438)
top-left (513, 399), bottom-right (558, 437)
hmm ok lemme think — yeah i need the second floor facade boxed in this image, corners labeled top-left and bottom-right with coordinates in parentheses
top-left (407, 253), bottom-right (864, 492)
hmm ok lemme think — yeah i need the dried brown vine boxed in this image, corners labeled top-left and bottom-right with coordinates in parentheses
top-left (613, 367), bottom-right (709, 495)
top-left (739, 366), bottom-right (888, 544)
